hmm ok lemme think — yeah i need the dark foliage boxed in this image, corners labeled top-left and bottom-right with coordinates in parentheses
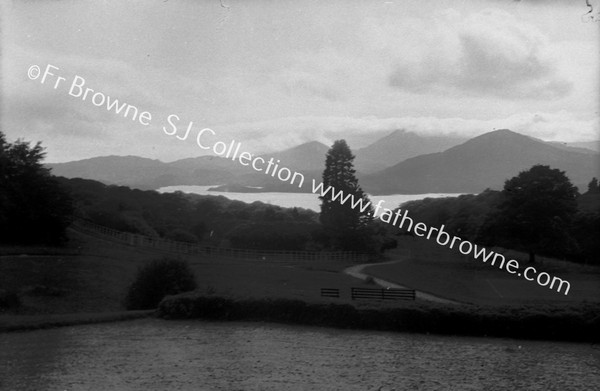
top-left (57, 177), bottom-right (319, 249)
top-left (0, 132), bottom-right (74, 245)
top-left (400, 189), bottom-right (503, 240)
top-left (124, 258), bottom-right (197, 310)
top-left (479, 165), bottom-right (579, 263)
top-left (401, 167), bottom-right (598, 264)
top-left (570, 212), bottom-right (600, 264)
top-left (587, 177), bottom-right (599, 194)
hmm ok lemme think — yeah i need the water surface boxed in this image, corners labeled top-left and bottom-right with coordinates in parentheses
top-left (158, 185), bottom-right (463, 214)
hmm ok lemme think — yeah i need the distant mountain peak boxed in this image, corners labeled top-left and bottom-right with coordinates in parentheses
top-left (354, 128), bottom-right (467, 173)
top-left (474, 129), bottom-right (524, 139)
top-left (456, 129), bottom-right (540, 149)
top-left (387, 128), bottom-right (407, 136)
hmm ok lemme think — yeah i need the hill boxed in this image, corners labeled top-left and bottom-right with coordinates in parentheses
top-left (266, 141), bottom-right (329, 172)
top-left (361, 129), bottom-right (600, 194)
top-left (222, 141), bottom-right (329, 192)
top-left (546, 141), bottom-right (598, 155)
top-left (354, 129), bottom-right (466, 173)
top-left (567, 140), bottom-right (600, 153)
top-left (47, 141), bottom-right (330, 191)
top-left (47, 156), bottom-right (174, 190)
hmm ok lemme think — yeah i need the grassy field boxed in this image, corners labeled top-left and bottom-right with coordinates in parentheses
top-left (365, 235), bottom-right (600, 306)
top-left (2, 226), bottom-right (599, 333)
top-left (1, 231), bottom-right (165, 314)
top-left (0, 228), bottom-right (374, 317)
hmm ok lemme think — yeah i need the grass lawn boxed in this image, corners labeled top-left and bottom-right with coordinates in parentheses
top-left (0, 228), bottom-right (374, 318)
top-left (365, 235), bottom-right (600, 306)
top-left (189, 257), bottom-right (375, 303)
top-left (3, 226), bottom-right (598, 334)
top-left (1, 243), bottom-right (152, 313)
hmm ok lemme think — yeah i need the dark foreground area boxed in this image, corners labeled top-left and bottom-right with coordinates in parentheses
top-left (3, 318), bottom-right (598, 391)
top-left (158, 293), bottom-right (600, 343)
top-left (0, 310), bottom-right (153, 333)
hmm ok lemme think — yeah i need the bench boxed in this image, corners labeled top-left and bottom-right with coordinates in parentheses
top-left (351, 287), bottom-right (415, 301)
top-left (320, 288), bottom-right (340, 298)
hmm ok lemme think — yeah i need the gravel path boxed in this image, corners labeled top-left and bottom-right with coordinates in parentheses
top-left (343, 260), bottom-right (460, 305)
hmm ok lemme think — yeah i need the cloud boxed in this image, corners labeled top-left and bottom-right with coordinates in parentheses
top-left (4, 2), bottom-right (595, 163)
top-left (388, 9), bottom-right (573, 99)
top-left (219, 111), bottom-right (598, 154)
top-left (4, 44), bottom-right (167, 135)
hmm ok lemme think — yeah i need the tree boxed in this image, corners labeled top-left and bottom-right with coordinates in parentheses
top-left (479, 165), bottom-right (579, 263)
top-left (587, 177), bottom-right (599, 194)
top-left (319, 140), bottom-right (374, 252)
top-left (0, 132), bottom-right (73, 245)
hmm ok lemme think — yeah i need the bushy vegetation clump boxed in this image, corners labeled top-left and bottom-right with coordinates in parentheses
top-left (124, 258), bottom-right (197, 310)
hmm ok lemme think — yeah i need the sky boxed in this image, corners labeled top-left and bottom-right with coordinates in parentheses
top-left (2, 0), bottom-right (599, 163)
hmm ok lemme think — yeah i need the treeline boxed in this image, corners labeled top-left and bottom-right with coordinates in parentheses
top-left (400, 177), bottom-right (600, 265)
top-left (58, 177), bottom-right (322, 251)
top-left (0, 133), bottom-right (73, 245)
top-left (0, 132), bottom-right (380, 253)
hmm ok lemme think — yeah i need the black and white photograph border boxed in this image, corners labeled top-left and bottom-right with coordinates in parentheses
top-left (1, 1), bottom-right (599, 390)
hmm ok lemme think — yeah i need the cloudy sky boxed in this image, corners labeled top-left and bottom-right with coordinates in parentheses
top-left (2, 0), bottom-right (598, 163)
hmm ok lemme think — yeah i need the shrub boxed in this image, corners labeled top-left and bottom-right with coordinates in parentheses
top-left (125, 258), bottom-right (197, 310)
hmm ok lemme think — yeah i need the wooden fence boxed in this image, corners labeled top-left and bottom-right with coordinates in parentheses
top-left (71, 219), bottom-right (371, 263)
top-left (350, 287), bottom-right (416, 301)
top-left (320, 288), bottom-right (340, 298)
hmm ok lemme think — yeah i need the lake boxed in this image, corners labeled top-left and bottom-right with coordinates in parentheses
top-left (158, 185), bottom-right (463, 213)
top-left (1, 319), bottom-right (598, 390)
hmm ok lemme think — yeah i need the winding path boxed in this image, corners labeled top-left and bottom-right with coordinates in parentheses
top-left (343, 260), bottom-right (461, 305)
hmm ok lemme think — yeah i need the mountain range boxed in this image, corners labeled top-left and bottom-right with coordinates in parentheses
top-left (354, 129), bottom-right (467, 173)
top-left (361, 129), bottom-right (599, 194)
top-left (47, 129), bottom-right (599, 194)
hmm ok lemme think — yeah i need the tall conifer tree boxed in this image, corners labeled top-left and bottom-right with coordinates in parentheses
top-left (319, 140), bottom-right (374, 252)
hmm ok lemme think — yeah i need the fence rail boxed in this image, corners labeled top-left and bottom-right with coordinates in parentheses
top-left (351, 287), bottom-right (416, 301)
top-left (71, 219), bottom-right (370, 263)
top-left (320, 288), bottom-right (340, 298)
